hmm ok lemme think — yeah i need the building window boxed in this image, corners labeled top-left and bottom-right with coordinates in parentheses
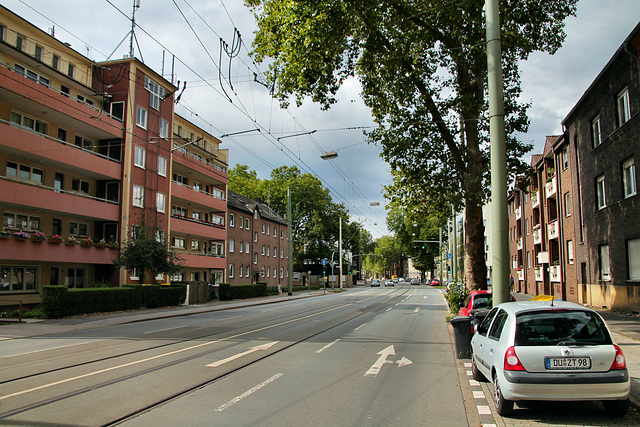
top-left (71, 178), bottom-right (89, 194)
top-left (191, 240), bottom-right (201, 251)
top-left (239, 216), bottom-right (244, 229)
top-left (266, 246), bottom-right (270, 257)
top-left (133, 185), bottom-right (144, 207)
top-left (134, 145), bottom-right (146, 168)
top-left (0, 266), bottom-right (37, 292)
top-left (281, 229), bottom-right (284, 239)
top-left (567, 240), bottom-right (574, 265)
top-left (159, 119), bottom-right (169, 139)
top-left (564, 192), bottom-right (571, 216)
top-left (69, 221), bottom-right (88, 236)
top-left (591, 116), bottom-right (601, 148)
top-left (599, 245), bottom-right (610, 281)
top-left (246, 265), bottom-right (250, 277)
top-left (172, 237), bottom-right (186, 249)
top-left (239, 264), bottom-right (243, 278)
top-left (262, 224), bottom-right (265, 234)
top-left (262, 245), bottom-right (265, 255)
top-left (273, 247), bottom-right (277, 257)
top-left (10, 111), bottom-right (48, 135)
top-left (617, 88), bottom-right (631, 127)
top-left (145, 76), bottom-right (165, 110)
top-left (52, 54), bottom-right (59, 70)
top-left (229, 214), bottom-right (235, 227)
top-left (280, 267), bottom-right (284, 278)
top-left (628, 238), bottom-right (640, 280)
top-left (254, 253), bottom-right (258, 264)
top-left (246, 242), bottom-right (250, 253)
top-left (67, 63), bottom-right (75, 78)
top-left (136, 106), bottom-right (148, 129)
top-left (229, 239), bottom-right (235, 253)
top-left (239, 241), bottom-right (244, 253)
top-left (254, 232), bottom-right (258, 242)
top-left (16, 34), bottom-right (25, 51)
top-left (246, 218), bottom-right (250, 230)
top-left (34, 44), bottom-right (43, 61)
top-left (110, 101), bottom-right (124, 121)
top-left (596, 175), bottom-right (606, 210)
top-left (228, 264), bottom-right (234, 279)
top-left (6, 161), bottom-right (44, 184)
top-left (281, 248), bottom-right (284, 258)
top-left (156, 192), bottom-right (166, 213)
top-left (622, 157), bottom-right (636, 198)
top-left (3, 213), bottom-right (40, 231)
top-left (562, 146), bottom-right (569, 170)
top-left (158, 156), bottom-right (167, 177)
top-left (266, 267), bottom-right (270, 278)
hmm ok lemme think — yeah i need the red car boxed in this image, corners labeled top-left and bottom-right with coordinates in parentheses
top-left (430, 279), bottom-right (440, 286)
top-left (458, 290), bottom-right (515, 316)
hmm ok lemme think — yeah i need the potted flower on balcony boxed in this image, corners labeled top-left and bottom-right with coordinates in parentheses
top-left (108, 241), bottom-right (120, 250)
top-left (79, 237), bottom-right (94, 247)
top-left (47, 234), bottom-right (63, 243)
top-left (30, 231), bottom-right (46, 242)
top-left (12, 231), bottom-right (31, 240)
top-left (95, 239), bottom-right (108, 248)
top-left (0, 229), bottom-right (11, 238)
top-left (64, 236), bottom-right (77, 245)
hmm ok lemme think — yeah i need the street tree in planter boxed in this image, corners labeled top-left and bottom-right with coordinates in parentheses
top-left (115, 223), bottom-right (183, 284)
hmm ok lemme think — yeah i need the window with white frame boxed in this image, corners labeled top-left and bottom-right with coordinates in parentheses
top-left (262, 223), bottom-right (265, 234)
top-left (69, 221), bottom-right (88, 236)
top-left (273, 267), bottom-right (276, 278)
top-left (229, 264), bottom-right (234, 279)
top-left (591, 116), bottom-right (602, 148)
top-left (229, 239), bottom-right (235, 253)
top-left (0, 266), bottom-right (37, 292)
top-left (273, 247), bottom-right (277, 257)
top-left (239, 216), bottom-right (244, 229)
top-left (599, 245), bottom-right (610, 281)
top-left (562, 146), bottom-right (569, 170)
top-left (262, 245), bottom-right (265, 255)
top-left (564, 192), bottom-right (571, 216)
top-left (239, 241), bottom-right (244, 253)
top-left (145, 76), bottom-right (165, 111)
top-left (254, 253), bottom-right (258, 264)
top-left (246, 265), bottom-right (250, 277)
top-left (567, 240), bottom-right (574, 265)
top-left (159, 119), bottom-right (169, 139)
top-left (266, 246), bottom-right (270, 257)
top-left (623, 157), bottom-right (636, 198)
top-left (3, 212), bottom-right (40, 231)
top-left (229, 213), bottom-right (235, 227)
top-left (246, 218), bottom-right (250, 230)
top-left (254, 232), bottom-right (258, 242)
top-left (281, 248), bottom-right (284, 258)
top-left (134, 145), bottom-right (146, 168)
top-left (239, 264), bottom-right (243, 278)
top-left (266, 267), bottom-right (270, 278)
top-left (6, 161), bottom-right (43, 184)
top-left (136, 106), bottom-right (148, 129)
top-left (280, 267), bottom-right (284, 278)
top-left (628, 238), bottom-right (640, 280)
top-left (158, 156), bottom-right (167, 177)
top-left (617, 88), bottom-right (631, 127)
top-left (156, 192), bottom-right (166, 213)
top-left (191, 239), bottom-right (201, 251)
top-left (10, 111), bottom-right (48, 135)
top-left (172, 237), bottom-right (186, 249)
top-left (596, 175), bottom-right (606, 210)
top-left (133, 185), bottom-right (144, 207)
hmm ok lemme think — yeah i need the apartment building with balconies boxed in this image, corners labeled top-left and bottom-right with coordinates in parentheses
top-left (0, 6), bottom-right (125, 303)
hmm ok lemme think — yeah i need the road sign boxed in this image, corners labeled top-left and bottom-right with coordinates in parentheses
top-left (447, 253), bottom-right (452, 259)
top-left (322, 259), bottom-right (327, 266)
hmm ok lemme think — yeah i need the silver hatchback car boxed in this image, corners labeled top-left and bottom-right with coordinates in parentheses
top-left (470, 301), bottom-right (630, 417)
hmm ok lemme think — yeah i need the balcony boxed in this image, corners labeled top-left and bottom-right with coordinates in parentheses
top-left (175, 252), bottom-right (226, 270)
top-left (545, 176), bottom-right (557, 199)
top-left (170, 214), bottom-right (226, 241)
top-left (0, 236), bottom-right (117, 264)
top-left (516, 237), bottom-right (523, 250)
top-left (550, 265), bottom-right (562, 283)
top-left (535, 266), bottom-right (544, 282)
top-left (515, 206), bottom-right (522, 220)
top-left (532, 190), bottom-right (540, 208)
top-left (533, 226), bottom-right (542, 245)
top-left (547, 220), bottom-right (559, 240)
top-left (171, 182), bottom-right (227, 212)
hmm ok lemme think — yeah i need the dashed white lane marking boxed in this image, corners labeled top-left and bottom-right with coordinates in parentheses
top-left (215, 373), bottom-right (283, 412)
top-left (354, 323), bottom-right (367, 331)
top-left (315, 339), bottom-right (341, 354)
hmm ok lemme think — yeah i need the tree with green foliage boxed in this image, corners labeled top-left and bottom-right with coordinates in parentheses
top-left (246, 0), bottom-right (578, 290)
top-left (115, 222), bottom-right (183, 284)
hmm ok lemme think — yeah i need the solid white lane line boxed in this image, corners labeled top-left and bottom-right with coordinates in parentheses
top-left (215, 373), bottom-right (283, 412)
top-left (354, 323), bottom-right (367, 331)
top-left (315, 339), bottom-right (341, 354)
top-left (1, 341), bottom-right (93, 358)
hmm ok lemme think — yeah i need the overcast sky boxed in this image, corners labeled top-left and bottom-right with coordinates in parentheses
top-left (4, 0), bottom-right (640, 240)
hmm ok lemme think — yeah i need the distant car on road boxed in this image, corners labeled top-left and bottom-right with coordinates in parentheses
top-left (471, 301), bottom-right (630, 417)
top-left (385, 280), bottom-right (394, 287)
top-left (430, 279), bottom-right (440, 286)
top-left (410, 278), bottom-right (420, 285)
top-left (371, 279), bottom-right (381, 287)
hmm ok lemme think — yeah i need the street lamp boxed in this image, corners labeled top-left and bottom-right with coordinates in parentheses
top-left (320, 151), bottom-right (338, 160)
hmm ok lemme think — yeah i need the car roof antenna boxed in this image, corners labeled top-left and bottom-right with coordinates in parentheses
top-left (551, 296), bottom-right (555, 307)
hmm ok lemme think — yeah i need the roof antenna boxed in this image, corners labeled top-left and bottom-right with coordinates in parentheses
top-left (129, 0), bottom-right (141, 58)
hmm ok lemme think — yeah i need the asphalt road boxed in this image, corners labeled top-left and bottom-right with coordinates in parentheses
top-left (0, 286), bottom-right (466, 426)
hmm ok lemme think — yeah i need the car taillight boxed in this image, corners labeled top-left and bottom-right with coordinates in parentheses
top-left (503, 346), bottom-right (525, 371)
top-left (610, 345), bottom-right (627, 370)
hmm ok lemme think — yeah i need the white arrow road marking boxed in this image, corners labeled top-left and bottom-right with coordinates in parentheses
top-left (413, 308), bottom-right (420, 314)
top-left (365, 345), bottom-right (396, 377)
top-left (206, 341), bottom-right (279, 368)
top-left (396, 357), bottom-right (413, 368)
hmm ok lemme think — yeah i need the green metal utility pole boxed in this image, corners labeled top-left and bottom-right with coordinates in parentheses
top-left (287, 187), bottom-right (293, 296)
top-left (486, 0), bottom-right (510, 305)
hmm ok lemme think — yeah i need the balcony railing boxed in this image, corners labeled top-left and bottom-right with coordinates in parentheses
top-left (171, 213), bottom-right (225, 229)
top-left (516, 237), bottom-right (523, 250)
top-left (515, 206), bottom-right (522, 220)
top-left (533, 226), bottom-right (542, 245)
top-left (172, 181), bottom-right (226, 202)
top-left (545, 176), bottom-right (557, 198)
top-left (535, 266), bottom-right (544, 282)
top-left (550, 265), bottom-right (561, 282)
top-left (532, 190), bottom-right (540, 208)
top-left (547, 220), bottom-right (559, 240)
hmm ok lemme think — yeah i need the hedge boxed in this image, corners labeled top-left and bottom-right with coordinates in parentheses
top-left (41, 284), bottom-right (187, 318)
top-left (218, 283), bottom-right (268, 301)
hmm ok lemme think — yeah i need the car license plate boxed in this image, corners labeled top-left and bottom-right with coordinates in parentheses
top-left (545, 357), bottom-right (591, 370)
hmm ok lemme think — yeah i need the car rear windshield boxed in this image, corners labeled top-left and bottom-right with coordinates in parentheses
top-left (473, 296), bottom-right (492, 310)
top-left (515, 310), bottom-right (612, 346)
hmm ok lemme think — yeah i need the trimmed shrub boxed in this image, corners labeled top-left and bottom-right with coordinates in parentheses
top-left (218, 283), bottom-right (268, 301)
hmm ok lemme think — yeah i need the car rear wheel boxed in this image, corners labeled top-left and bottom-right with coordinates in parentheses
top-left (493, 374), bottom-right (513, 416)
top-left (471, 355), bottom-right (485, 382)
top-left (603, 399), bottom-right (629, 417)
